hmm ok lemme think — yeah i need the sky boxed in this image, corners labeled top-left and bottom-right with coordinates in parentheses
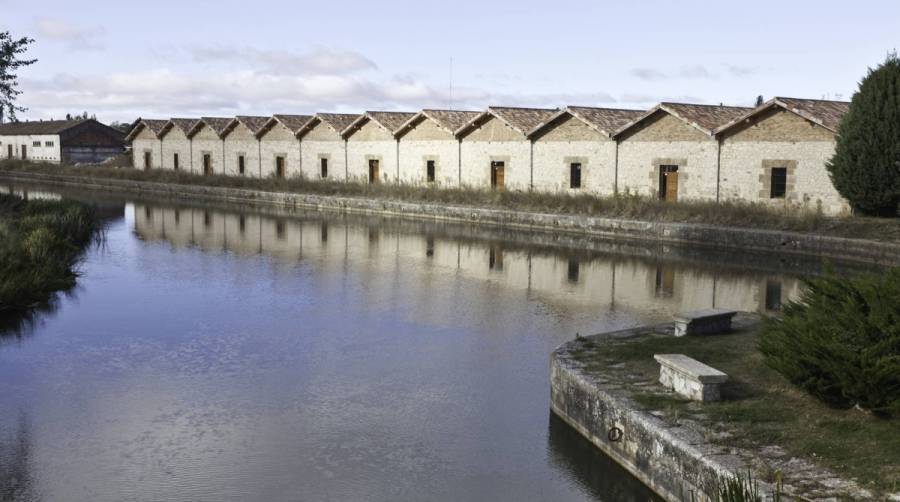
top-left (1, 0), bottom-right (898, 124)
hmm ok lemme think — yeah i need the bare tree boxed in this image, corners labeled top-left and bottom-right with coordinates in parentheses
top-left (0, 31), bottom-right (37, 123)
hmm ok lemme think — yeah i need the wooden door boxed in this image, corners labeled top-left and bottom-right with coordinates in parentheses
top-left (21, 145), bottom-right (27, 160)
top-left (369, 159), bottom-right (380, 184)
top-left (276, 157), bottom-right (285, 178)
top-left (144, 151), bottom-right (151, 170)
top-left (203, 154), bottom-right (212, 175)
top-left (7, 145), bottom-right (11, 159)
top-left (491, 161), bottom-right (505, 191)
top-left (659, 165), bottom-right (678, 201)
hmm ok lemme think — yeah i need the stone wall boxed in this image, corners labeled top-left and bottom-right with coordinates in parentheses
top-left (223, 122), bottom-right (261, 177)
top-left (161, 127), bottom-right (191, 172)
top-left (346, 121), bottom-right (398, 183)
top-left (300, 121), bottom-right (346, 181)
top-left (189, 124), bottom-right (224, 175)
top-left (259, 122), bottom-right (300, 179)
top-left (131, 127), bottom-right (162, 170)
top-left (398, 117), bottom-right (459, 186)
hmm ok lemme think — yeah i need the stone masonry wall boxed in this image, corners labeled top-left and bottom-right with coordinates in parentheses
top-left (347, 121), bottom-right (398, 183)
top-left (224, 123), bottom-right (261, 177)
top-left (161, 128), bottom-right (191, 172)
top-left (300, 121), bottom-right (346, 181)
top-left (617, 140), bottom-right (719, 200)
top-left (189, 125), bottom-right (224, 175)
top-left (398, 117), bottom-right (459, 187)
top-left (259, 122), bottom-right (300, 179)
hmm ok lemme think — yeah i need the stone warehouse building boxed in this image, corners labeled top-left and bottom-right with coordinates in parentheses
top-left (0, 119), bottom-right (125, 164)
top-left (124, 96), bottom-right (851, 215)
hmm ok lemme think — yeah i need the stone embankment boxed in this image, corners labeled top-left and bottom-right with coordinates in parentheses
top-left (2, 170), bottom-right (899, 266)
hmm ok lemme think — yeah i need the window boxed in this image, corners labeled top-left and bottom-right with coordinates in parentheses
top-left (45, 141), bottom-right (54, 147)
top-left (32, 141), bottom-right (40, 147)
top-left (320, 158), bottom-right (328, 178)
top-left (275, 156), bottom-right (285, 178)
top-left (489, 246), bottom-right (503, 271)
top-left (567, 258), bottom-right (579, 283)
top-left (276, 221), bottom-right (285, 239)
top-left (203, 154), bottom-right (212, 175)
top-left (239, 215), bottom-right (246, 234)
top-left (426, 160), bottom-right (436, 183)
top-left (765, 279), bottom-right (782, 311)
top-left (174, 209), bottom-right (180, 225)
top-left (321, 223), bottom-right (328, 242)
top-left (173, 153), bottom-right (179, 170)
top-left (144, 207), bottom-right (152, 219)
top-left (570, 163), bottom-right (582, 189)
top-left (238, 155), bottom-right (245, 175)
top-left (204, 211), bottom-right (211, 228)
top-left (770, 167), bottom-right (787, 199)
top-left (426, 236), bottom-right (434, 257)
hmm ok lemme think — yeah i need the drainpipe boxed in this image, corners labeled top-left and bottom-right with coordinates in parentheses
top-left (344, 139), bottom-right (348, 181)
top-left (189, 135), bottom-right (193, 174)
top-left (257, 137), bottom-right (262, 178)
top-left (221, 138), bottom-right (225, 176)
top-left (457, 138), bottom-right (462, 188)
top-left (298, 135), bottom-right (303, 179)
top-left (529, 139), bottom-right (534, 190)
top-left (396, 138), bottom-right (400, 183)
top-left (613, 137), bottom-right (619, 195)
top-left (715, 136), bottom-right (722, 203)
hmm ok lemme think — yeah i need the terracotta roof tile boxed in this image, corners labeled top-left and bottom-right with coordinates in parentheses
top-left (661, 103), bottom-right (752, 133)
top-left (774, 97), bottom-right (849, 131)
top-left (169, 118), bottom-right (200, 133)
top-left (317, 113), bottom-right (360, 134)
top-left (366, 111), bottom-right (418, 133)
top-left (564, 106), bottom-right (644, 136)
top-left (235, 116), bottom-right (271, 135)
top-left (488, 106), bottom-right (558, 134)
top-left (273, 114), bottom-right (313, 134)
top-left (421, 109), bottom-right (481, 133)
top-left (200, 117), bottom-right (233, 137)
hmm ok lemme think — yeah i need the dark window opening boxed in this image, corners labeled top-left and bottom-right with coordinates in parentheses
top-left (770, 167), bottom-right (787, 199)
top-left (426, 236), bottom-right (434, 257)
top-left (368, 228), bottom-right (379, 243)
top-left (489, 246), bottom-right (503, 271)
top-left (239, 155), bottom-right (246, 175)
top-left (765, 279), bottom-right (782, 311)
top-left (144, 207), bottom-right (152, 219)
top-left (173, 153), bottom-right (179, 170)
top-left (275, 221), bottom-right (285, 239)
top-left (655, 266), bottom-right (675, 297)
top-left (320, 158), bottom-right (328, 179)
top-left (203, 211), bottom-right (211, 228)
top-left (174, 209), bottom-right (180, 225)
top-left (426, 160), bottom-right (436, 183)
top-left (239, 215), bottom-right (246, 234)
top-left (321, 223), bottom-right (328, 242)
top-left (570, 163), bottom-right (582, 189)
top-left (276, 156), bottom-right (285, 178)
top-left (203, 154), bottom-right (212, 175)
top-left (567, 258), bottom-right (580, 283)
top-left (144, 151), bottom-right (152, 170)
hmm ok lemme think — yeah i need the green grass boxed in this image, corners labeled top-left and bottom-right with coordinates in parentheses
top-left (571, 325), bottom-right (900, 495)
top-left (3, 159), bottom-right (899, 241)
top-left (0, 192), bottom-right (100, 320)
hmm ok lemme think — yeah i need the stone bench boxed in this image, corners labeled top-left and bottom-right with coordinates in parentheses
top-left (653, 354), bottom-right (728, 402)
top-left (673, 308), bottom-right (737, 337)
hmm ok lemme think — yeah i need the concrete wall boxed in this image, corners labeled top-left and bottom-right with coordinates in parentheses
top-left (719, 108), bottom-right (850, 215)
top-left (617, 113), bottom-right (719, 200)
top-left (0, 134), bottom-right (63, 163)
top-left (398, 117), bottom-right (459, 186)
top-left (259, 122), bottom-right (300, 179)
top-left (132, 127), bottom-right (162, 170)
top-left (460, 116), bottom-right (531, 190)
top-left (346, 120), bottom-right (398, 183)
top-left (300, 121), bottom-right (346, 181)
top-left (161, 127), bottom-right (191, 172)
top-left (533, 115), bottom-right (616, 195)
top-left (224, 123), bottom-right (261, 177)
top-left (189, 124), bottom-right (224, 175)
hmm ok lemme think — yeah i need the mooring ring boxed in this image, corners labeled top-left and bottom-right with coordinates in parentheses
top-left (607, 427), bottom-right (623, 442)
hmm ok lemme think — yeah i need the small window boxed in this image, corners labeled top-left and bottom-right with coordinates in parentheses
top-left (144, 207), bottom-right (152, 219)
top-left (770, 167), bottom-right (787, 199)
top-left (174, 209), bottom-right (180, 225)
top-left (765, 279), bottom-right (782, 311)
top-left (321, 223), bottom-right (328, 242)
top-left (570, 163), bottom-right (582, 189)
top-left (426, 236), bottom-right (434, 257)
top-left (45, 141), bottom-right (54, 147)
top-left (239, 215), bottom-right (246, 233)
top-left (173, 153), bottom-right (180, 170)
top-left (489, 246), bottom-right (503, 271)
top-left (204, 211), bottom-right (211, 228)
top-left (426, 160), bottom-right (436, 183)
top-left (238, 155), bottom-right (245, 175)
top-left (320, 158), bottom-right (328, 178)
top-left (275, 156), bottom-right (285, 178)
top-left (276, 221), bottom-right (285, 239)
top-left (32, 141), bottom-right (40, 147)
top-left (567, 258), bottom-right (579, 283)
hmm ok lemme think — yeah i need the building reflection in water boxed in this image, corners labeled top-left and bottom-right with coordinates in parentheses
top-left (0, 414), bottom-right (37, 502)
top-left (131, 201), bottom-right (811, 318)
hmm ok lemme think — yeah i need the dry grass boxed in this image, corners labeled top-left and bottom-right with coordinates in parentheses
top-left (2, 159), bottom-right (899, 241)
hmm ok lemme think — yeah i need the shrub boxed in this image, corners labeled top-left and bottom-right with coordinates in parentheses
top-left (827, 52), bottom-right (900, 216)
top-left (759, 268), bottom-right (900, 416)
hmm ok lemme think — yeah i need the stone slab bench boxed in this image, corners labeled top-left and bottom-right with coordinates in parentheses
top-left (653, 354), bottom-right (728, 402)
top-left (673, 308), bottom-right (737, 336)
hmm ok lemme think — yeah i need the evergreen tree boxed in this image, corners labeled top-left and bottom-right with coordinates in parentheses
top-left (826, 52), bottom-right (900, 216)
top-left (0, 31), bottom-right (36, 122)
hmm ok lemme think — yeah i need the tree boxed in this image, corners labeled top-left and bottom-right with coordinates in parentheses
top-left (826, 52), bottom-right (900, 216)
top-left (0, 31), bottom-right (37, 123)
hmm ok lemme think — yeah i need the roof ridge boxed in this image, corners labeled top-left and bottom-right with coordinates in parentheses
top-left (775, 96), bottom-right (851, 104)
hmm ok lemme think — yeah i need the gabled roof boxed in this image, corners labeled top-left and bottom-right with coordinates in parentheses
top-left (714, 97), bottom-right (850, 136)
top-left (0, 119), bottom-right (87, 136)
top-left (271, 114), bottom-right (313, 135)
top-left (343, 111), bottom-right (417, 137)
top-left (167, 118), bottom-right (200, 135)
top-left (530, 106), bottom-right (644, 138)
top-left (456, 106), bottom-right (558, 137)
top-left (188, 117), bottom-right (233, 138)
top-left (314, 113), bottom-right (360, 136)
top-left (395, 109), bottom-right (481, 137)
top-left (613, 102), bottom-right (751, 138)
top-left (231, 116), bottom-right (271, 136)
top-left (124, 119), bottom-right (169, 141)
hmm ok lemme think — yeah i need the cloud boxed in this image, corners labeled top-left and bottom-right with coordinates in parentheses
top-left (33, 17), bottom-right (105, 50)
top-left (189, 45), bottom-right (378, 75)
top-left (629, 68), bottom-right (667, 81)
top-left (631, 64), bottom-right (760, 82)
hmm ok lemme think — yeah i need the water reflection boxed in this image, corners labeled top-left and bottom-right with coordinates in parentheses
top-left (0, 414), bottom-right (37, 502)
top-left (132, 201), bottom-right (808, 317)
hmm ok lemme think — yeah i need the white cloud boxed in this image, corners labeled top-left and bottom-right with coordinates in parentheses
top-left (630, 64), bottom-right (760, 82)
top-left (189, 45), bottom-right (377, 75)
top-left (33, 17), bottom-right (105, 50)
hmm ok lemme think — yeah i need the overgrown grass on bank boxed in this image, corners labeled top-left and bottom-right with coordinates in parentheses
top-left (570, 326), bottom-right (900, 495)
top-left (0, 193), bottom-right (100, 315)
top-left (3, 159), bottom-right (900, 241)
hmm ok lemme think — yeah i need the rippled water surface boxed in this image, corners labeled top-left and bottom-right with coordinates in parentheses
top-left (0, 184), bottom-right (865, 501)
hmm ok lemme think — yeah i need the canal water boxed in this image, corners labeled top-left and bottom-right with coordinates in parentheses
top-left (0, 184), bottom-right (869, 501)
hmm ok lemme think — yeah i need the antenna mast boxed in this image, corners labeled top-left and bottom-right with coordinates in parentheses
top-left (449, 56), bottom-right (453, 110)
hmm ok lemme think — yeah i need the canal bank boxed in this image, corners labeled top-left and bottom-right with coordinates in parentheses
top-left (550, 315), bottom-right (890, 501)
top-left (1, 170), bottom-right (899, 266)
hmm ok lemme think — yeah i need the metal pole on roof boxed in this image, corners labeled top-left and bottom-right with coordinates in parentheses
top-left (449, 57), bottom-right (453, 111)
